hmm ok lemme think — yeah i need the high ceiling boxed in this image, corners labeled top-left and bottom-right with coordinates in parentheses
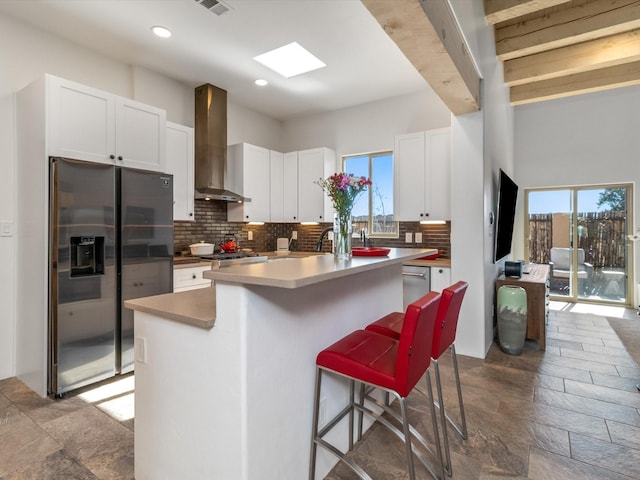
top-left (484, 0), bottom-right (640, 105)
top-left (0, 0), bottom-right (430, 121)
top-left (2, 0), bottom-right (634, 118)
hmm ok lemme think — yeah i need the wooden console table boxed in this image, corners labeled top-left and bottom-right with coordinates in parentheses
top-left (496, 264), bottom-right (550, 350)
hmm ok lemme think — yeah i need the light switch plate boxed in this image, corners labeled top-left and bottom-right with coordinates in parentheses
top-left (135, 337), bottom-right (147, 364)
top-left (247, 231), bottom-right (253, 241)
top-left (405, 232), bottom-right (413, 243)
top-left (0, 222), bottom-right (14, 237)
top-left (292, 231), bottom-right (298, 240)
top-left (415, 232), bottom-right (423, 243)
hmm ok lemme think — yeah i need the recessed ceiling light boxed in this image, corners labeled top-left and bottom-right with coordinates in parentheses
top-left (151, 26), bottom-right (172, 38)
top-left (254, 42), bottom-right (326, 79)
top-left (255, 79), bottom-right (268, 87)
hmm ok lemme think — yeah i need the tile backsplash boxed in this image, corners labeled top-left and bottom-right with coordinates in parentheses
top-left (174, 199), bottom-right (450, 257)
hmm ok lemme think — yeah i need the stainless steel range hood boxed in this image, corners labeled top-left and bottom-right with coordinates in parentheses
top-left (194, 83), bottom-right (249, 202)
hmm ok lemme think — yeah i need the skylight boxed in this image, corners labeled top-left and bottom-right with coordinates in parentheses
top-left (254, 42), bottom-right (326, 78)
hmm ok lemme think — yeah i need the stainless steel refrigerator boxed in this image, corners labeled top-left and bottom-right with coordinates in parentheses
top-left (49, 157), bottom-right (173, 396)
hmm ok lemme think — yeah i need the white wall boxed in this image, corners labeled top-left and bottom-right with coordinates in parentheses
top-left (513, 85), bottom-right (640, 306)
top-left (448, 0), bottom-right (515, 356)
top-left (228, 102), bottom-right (283, 152)
top-left (282, 89), bottom-right (450, 156)
top-left (0, 12), bottom-right (283, 380)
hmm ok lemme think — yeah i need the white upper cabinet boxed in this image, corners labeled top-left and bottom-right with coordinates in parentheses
top-left (227, 143), bottom-right (271, 222)
top-left (269, 151), bottom-right (285, 223)
top-left (283, 152), bottom-right (299, 222)
top-left (297, 147), bottom-right (336, 223)
top-left (48, 75), bottom-right (166, 171)
top-left (394, 128), bottom-right (451, 222)
top-left (270, 151), bottom-right (299, 223)
top-left (115, 97), bottom-right (166, 171)
top-left (166, 122), bottom-right (194, 221)
top-left (48, 76), bottom-right (115, 164)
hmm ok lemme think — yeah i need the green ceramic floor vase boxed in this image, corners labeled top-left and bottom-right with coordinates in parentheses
top-left (497, 285), bottom-right (527, 355)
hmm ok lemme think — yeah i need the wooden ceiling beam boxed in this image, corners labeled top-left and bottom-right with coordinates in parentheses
top-left (496, 0), bottom-right (640, 60)
top-left (504, 28), bottom-right (640, 85)
top-left (484, 0), bottom-right (571, 25)
top-left (361, 0), bottom-right (480, 115)
top-left (510, 60), bottom-right (640, 104)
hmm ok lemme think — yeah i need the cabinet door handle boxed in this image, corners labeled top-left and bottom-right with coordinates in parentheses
top-left (117, 155), bottom-right (123, 161)
top-left (192, 274), bottom-right (196, 279)
top-left (402, 272), bottom-right (428, 278)
top-left (109, 154), bottom-right (115, 160)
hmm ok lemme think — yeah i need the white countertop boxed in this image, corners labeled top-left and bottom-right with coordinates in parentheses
top-left (128, 248), bottom-right (435, 329)
top-left (204, 247), bottom-right (435, 289)
top-left (402, 257), bottom-right (451, 268)
top-left (124, 287), bottom-right (216, 329)
top-left (173, 259), bottom-right (213, 269)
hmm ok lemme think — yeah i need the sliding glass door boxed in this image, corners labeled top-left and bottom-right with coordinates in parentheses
top-left (526, 184), bottom-right (632, 305)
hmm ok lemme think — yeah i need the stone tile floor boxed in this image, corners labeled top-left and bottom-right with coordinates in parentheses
top-left (1, 304), bottom-right (639, 479)
top-left (0, 374), bottom-right (134, 479)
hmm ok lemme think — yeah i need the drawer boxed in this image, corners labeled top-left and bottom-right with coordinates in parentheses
top-left (173, 266), bottom-right (212, 292)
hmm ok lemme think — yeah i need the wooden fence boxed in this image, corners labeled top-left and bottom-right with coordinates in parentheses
top-left (528, 212), bottom-right (627, 268)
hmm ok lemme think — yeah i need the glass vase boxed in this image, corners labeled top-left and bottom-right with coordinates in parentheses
top-left (333, 211), bottom-right (352, 260)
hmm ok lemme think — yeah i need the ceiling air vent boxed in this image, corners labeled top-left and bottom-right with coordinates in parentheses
top-left (194, 0), bottom-right (231, 16)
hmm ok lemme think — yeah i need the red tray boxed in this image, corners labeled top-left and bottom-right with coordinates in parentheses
top-left (418, 250), bottom-right (441, 260)
top-left (352, 247), bottom-right (390, 257)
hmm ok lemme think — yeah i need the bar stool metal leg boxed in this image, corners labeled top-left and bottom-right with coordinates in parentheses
top-left (433, 346), bottom-right (467, 440)
top-left (310, 368), bottom-right (373, 480)
top-left (433, 360), bottom-right (452, 476)
top-left (309, 367), bottom-right (322, 480)
top-left (425, 370), bottom-right (446, 480)
top-left (450, 344), bottom-right (468, 438)
top-left (399, 397), bottom-right (416, 480)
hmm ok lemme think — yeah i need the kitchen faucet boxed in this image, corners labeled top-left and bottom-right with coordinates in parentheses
top-left (360, 228), bottom-right (369, 247)
top-left (315, 227), bottom-right (333, 252)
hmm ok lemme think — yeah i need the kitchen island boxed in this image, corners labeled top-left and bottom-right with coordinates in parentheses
top-left (126, 247), bottom-right (434, 480)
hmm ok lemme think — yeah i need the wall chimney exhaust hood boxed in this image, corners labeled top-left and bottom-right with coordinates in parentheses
top-left (194, 83), bottom-right (249, 202)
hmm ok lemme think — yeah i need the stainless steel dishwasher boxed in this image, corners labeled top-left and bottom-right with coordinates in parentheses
top-left (402, 265), bottom-right (430, 310)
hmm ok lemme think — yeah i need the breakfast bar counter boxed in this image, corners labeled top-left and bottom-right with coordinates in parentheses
top-left (127, 248), bottom-right (434, 480)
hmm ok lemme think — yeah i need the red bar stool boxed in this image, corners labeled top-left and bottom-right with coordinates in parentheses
top-left (366, 281), bottom-right (469, 476)
top-left (309, 292), bottom-right (444, 480)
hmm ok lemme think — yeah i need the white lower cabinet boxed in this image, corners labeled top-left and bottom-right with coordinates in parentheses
top-left (430, 267), bottom-right (451, 293)
top-left (174, 266), bottom-right (212, 292)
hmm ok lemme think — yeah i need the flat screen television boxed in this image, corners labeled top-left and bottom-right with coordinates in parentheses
top-left (494, 169), bottom-right (518, 263)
